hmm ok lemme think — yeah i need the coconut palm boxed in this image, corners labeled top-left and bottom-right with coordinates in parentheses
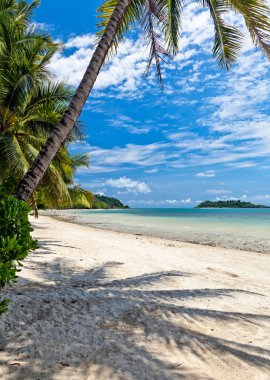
top-left (0, 79), bottom-right (89, 210)
top-left (15, 0), bottom-right (270, 201)
top-left (64, 185), bottom-right (95, 209)
top-left (0, 0), bottom-right (89, 209)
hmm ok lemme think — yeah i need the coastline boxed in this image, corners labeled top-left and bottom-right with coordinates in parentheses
top-left (0, 215), bottom-right (269, 379)
top-left (40, 209), bottom-right (270, 254)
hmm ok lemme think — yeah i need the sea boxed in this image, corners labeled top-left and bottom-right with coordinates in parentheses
top-left (51, 208), bottom-right (270, 253)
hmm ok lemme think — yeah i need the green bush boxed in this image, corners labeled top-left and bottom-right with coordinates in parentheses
top-left (0, 196), bottom-right (38, 314)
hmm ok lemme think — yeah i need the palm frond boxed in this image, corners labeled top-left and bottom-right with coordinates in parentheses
top-left (97, 0), bottom-right (143, 54)
top-left (142, 0), bottom-right (171, 84)
top-left (227, 0), bottom-right (270, 59)
top-left (163, 0), bottom-right (184, 55)
top-left (16, 0), bottom-right (40, 24)
top-left (202, 0), bottom-right (243, 68)
top-left (97, 0), bottom-right (173, 83)
top-left (70, 153), bottom-right (90, 172)
top-left (68, 186), bottom-right (94, 209)
top-left (0, 133), bottom-right (29, 175)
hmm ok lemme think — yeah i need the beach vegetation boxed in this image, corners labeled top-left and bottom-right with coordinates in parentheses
top-left (57, 190), bottom-right (129, 210)
top-left (0, 0), bottom-right (89, 212)
top-left (196, 200), bottom-right (270, 208)
top-left (0, 195), bottom-right (38, 314)
top-left (93, 194), bottom-right (129, 209)
top-left (63, 186), bottom-right (95, 209)
top-left (93, 200), bottom-right (110, 209)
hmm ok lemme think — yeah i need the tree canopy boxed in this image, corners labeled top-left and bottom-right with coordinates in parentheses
top-left (196, 200), bottom-right (270, 208)
top-left (0, 0), bottom-right (90, 212)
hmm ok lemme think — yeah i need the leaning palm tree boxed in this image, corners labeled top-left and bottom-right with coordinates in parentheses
top-left (15, 0), bottom-right (270, 201)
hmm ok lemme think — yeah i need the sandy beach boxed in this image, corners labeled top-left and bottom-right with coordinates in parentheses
top-left (0, 215), bottom-right (269, 379)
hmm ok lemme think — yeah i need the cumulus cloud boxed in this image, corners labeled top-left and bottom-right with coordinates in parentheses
top-left (48, 3), bottom-right (216, 98)
top-left (181, 197), bottom-right (192, 204)
top-left (106, 177), bottom-right (151, 194)
top-left (65, 34), bottom-right (96, 49)
top-left (153, 198), bottom-right (193, 205)
top-left (49, 36), bottom-right (149, 95)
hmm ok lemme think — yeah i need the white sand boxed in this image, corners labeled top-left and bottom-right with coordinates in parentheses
top-left (0, 215), bottom-right (269, 379)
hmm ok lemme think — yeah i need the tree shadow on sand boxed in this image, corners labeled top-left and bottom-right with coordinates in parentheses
top-left (0, 248), bottom-right (269, 379)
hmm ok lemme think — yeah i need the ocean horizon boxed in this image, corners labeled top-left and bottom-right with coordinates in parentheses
top-left (48, 207), bottom-right (270, 253)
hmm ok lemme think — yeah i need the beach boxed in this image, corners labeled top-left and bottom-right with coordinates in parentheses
top-left (48, 208), bottom-right (270, 253)
top-left (0, 214), bottom-right (269, 379)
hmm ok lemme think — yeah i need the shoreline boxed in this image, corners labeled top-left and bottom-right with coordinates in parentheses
top-left (42, 211), bottom-right (270, 254)
top-left (0, 215), bottom-right (269, 379)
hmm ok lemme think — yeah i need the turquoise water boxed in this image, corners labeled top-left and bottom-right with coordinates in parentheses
top-left (54, 208), bottom-right (270, 253)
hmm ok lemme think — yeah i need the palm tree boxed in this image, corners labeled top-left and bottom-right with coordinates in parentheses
top-left (15, 0), bottom-right (270, 201)
top-left (64, 185), bottom-right (95, 209)
top-left (0, 0), bottom-right (89, 209)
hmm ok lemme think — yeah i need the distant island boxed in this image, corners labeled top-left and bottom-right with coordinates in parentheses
top-left (93, 194), bottom-right (129, 209)
top-left (196, 200), bottom-right (270, 209)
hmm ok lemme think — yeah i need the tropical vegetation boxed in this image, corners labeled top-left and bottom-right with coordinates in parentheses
top-left (0, 0), bottom-right (89, 212)
top-left (196, 200), bottom-right (270, 208)
top-left (0, 196), bottom-right (38, 314)
top-left (0, 0), bottom-right (89, 314)
top-left (93, 194), bottom-right (129, 209)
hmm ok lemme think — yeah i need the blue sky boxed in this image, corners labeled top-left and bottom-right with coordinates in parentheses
top-left (34, 0), bottom-right (270, 207)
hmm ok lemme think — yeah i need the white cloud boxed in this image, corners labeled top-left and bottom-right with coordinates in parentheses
top-left (49, 36), bottom-right (149, 96)
top-left (127, 198), bottom-right (193, 206)
top-left (180, 197), bottom-right (192, 204)
top-left (65, 34), bottom-right (96, 49)
top-left (226, 162), bottom-right (257, 168)
top-left (160, 198), bottom-right (192, 205)
top-left (64, 4), bottom-right (270, 174)
top-left (196, 170), bottom-right (216, 178)
top-left (108, 115), bottom-right (154, 134)
top-left (87, 142), bottom-right (174, 172)
top-left (106, 177), bottom-right (151, 194)
top-left (47, 3), bottom-right (216, 98)
top-left (250, 195), bottom-right (270, 203)
top-left (207, 189), bottom-right (232, 195)
top-left (165, 199), bottom-right (179, 204)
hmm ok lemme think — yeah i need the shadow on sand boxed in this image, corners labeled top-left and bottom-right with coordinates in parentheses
top-left (0, 238), bottom-right (269, 379)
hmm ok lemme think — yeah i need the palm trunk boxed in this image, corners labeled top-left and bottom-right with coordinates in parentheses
top-left (14, 0), bottom-right (130, 201)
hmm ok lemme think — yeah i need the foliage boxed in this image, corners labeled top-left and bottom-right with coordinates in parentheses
top-left (58, 190), bottom-right (128, 210)
top-left (64, 186), bottom-right (95, 209)
top-left (0, 0), bottom-right (89, 211)
top-left (93, 200), bottom-right (110, 209)
top-left (98, 0), bottom-right (270, 80)
top-left (93, 194), bottom-right (129, 209)
top-left (196, 200), bottom-right (270, 208)
top-left (0, 195), bottom-right (38, 314)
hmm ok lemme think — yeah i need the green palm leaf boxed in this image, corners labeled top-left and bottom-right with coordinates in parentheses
top-left (201, 0), bottom-right (243, 68)
top-left (227, 0), bottom-right (270, 58)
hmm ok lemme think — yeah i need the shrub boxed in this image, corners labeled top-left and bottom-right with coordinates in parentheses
top-left (0, 196), bottom-right (38, 314)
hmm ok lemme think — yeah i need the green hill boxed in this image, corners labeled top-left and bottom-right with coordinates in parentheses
top-left (196, 200), bottom-right (269, 209)
top-left (93, 194), bottom-right (129, 209)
